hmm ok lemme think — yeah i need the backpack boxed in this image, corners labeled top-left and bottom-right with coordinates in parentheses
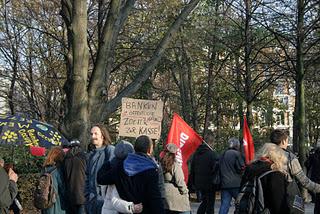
top-left (212, 157), bottom-right (221, 190)
top-left (234, 170), bottom-right (272, 214)
top-left (33, 167), bottom-right (57, 209)
top-left (235, 163), bottom-right (305, 214)
top-left (286, 178), bottom-right (304, 214)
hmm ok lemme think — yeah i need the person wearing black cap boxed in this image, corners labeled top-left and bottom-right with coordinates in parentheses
top-left (63, 140), bottom-right (87, 214)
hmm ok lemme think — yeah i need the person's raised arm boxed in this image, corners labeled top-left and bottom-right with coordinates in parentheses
top-left (290, 157), bottom-right (320, 193)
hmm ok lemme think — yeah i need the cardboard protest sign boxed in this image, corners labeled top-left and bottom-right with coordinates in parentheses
top-left (119, 98), bottom-right (163, 139)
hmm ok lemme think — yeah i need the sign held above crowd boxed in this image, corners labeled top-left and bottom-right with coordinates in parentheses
top-left (119, 98), bottom-right (164, 139)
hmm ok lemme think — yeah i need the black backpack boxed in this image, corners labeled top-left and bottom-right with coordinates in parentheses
top-left (235, 159), bottom-right (305, 214)
top-left (234, 170), bottom-right (273, 214)
top-left (212, 153), bottom-right (225, 190)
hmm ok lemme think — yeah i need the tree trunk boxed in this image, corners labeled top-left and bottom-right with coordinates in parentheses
top-left (101, 0), bottom-right (201, 119)
top-left (203, 51), bottom-right (214, 138)
top-left (296, 0), bottom-right (306, 167)
top-left (88, 0), bottom-right (130, 123)
top-left (8, 61), bottom-right (17, 115)
top-left (61, 0), bottom-right (201, 145)
top-left (63, 0), bottom-right (90, 143)
top-left (173, 39), bottom-right (196, 128)
top-left (203, 0), bottom-right (220, 138)
top-left (243, 0), bottom-right (253, 128)
top-left (293, 84), bottom-right (300, 153)
top-left (235, 52), bottom-right (243, 137)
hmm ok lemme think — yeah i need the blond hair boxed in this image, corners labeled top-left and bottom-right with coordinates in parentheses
top-left (256, 143), bottom-right (287, 173)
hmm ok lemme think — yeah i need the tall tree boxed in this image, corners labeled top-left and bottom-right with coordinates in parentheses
top-left (60, 0), bottom-right (201, 143)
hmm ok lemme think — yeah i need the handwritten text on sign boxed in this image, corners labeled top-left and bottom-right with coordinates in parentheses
top-left (119, 98), bottom-right (163, 139)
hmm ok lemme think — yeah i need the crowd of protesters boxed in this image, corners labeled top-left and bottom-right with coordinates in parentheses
top-left (1, 125), bottom-right (320, 214)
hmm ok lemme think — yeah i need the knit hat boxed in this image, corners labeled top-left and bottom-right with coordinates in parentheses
top-left (115, 140), bottom-right (134, 159)
top-left (166, 143), bottom-right (178, 154)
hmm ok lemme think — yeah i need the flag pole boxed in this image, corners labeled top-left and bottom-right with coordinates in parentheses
top-left (202, 140), bottom-right (213, 151)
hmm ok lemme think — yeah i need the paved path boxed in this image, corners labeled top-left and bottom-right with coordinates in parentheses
top-left (191, 200), bottom-right (314, 213)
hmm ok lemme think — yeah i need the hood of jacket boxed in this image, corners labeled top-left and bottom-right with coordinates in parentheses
top-left (123, 153), bottom-right (157, 176)
top-left (241, 159), bottom-right (271, 185)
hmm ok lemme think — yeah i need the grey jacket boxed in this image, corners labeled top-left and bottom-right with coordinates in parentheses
top-left (220, 149), bottom-right (245, 189)
top-left (285, 149), bottom-right (320, 193)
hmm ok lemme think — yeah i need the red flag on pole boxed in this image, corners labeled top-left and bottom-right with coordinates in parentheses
top-left (165, 113), bottom-right (203, 183)
top-left (243, 115), bottom-right (255, 164)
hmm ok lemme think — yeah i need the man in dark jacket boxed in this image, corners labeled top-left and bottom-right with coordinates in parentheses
top-left (219, 137), bottom-right (245, 214)
top-left (190, 135), bottom-right (217, 214)
top-left (85, 124), bottom-right (115, 214)
top-left (307, 148), bottom-right (320, 213)
top-left (63, 140), bottom-right (87, 214)
top-left (0, 157), bottom-right (18, 214)
top-left (97, 135), bottom-right (164, 214)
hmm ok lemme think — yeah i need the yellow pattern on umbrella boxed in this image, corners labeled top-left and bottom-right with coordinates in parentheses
top-left (49, 131), bottom-right (62, 145)
top-left (2, 131), bottom-right (18, 142)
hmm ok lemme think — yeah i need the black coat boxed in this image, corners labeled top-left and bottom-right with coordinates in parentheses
top-left (190, 144), bottom-right (217, 190)
top-left (63, 145), bottom-right (87, 205)
top-left (241, 160), bottom-right (289, 214)
top-left (307, 148), bottom-right (320, 183)
top-left (97, 157), bottom-right (164, 214)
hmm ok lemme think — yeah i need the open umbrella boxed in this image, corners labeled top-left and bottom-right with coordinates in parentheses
top-left (0, 114), bottom-right (69, 148)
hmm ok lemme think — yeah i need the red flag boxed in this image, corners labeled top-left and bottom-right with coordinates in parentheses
top-left (30, 146), bottom-right (46, 156)
top-left (165, 113), bottom-right (203, 183)
top-left (243, 115), bottom-right (255, 164)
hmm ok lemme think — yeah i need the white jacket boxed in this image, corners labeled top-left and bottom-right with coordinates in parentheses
top-left (101, 185), bottom-right (134, 214)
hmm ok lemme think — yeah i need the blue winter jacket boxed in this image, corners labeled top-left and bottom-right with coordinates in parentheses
top-left (123, 153), bottom-right (158, 176)
top-left (85, 145), bottom-right (115, 214)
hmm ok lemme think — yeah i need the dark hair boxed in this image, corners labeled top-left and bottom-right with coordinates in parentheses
top-left (161, 152), bottom-right (175, 173)
top-left (134, 135), bottom-right (152, 154)
top-left (92, 124), bottom-right (112, 145)
top-left (87, 143), bottom-right (96, 152)
top-left (270, 129), bottom-right (288, 145)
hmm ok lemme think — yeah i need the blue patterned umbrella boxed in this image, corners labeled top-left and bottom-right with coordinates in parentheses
top-left (0, 114), bottom-right (69, 148)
